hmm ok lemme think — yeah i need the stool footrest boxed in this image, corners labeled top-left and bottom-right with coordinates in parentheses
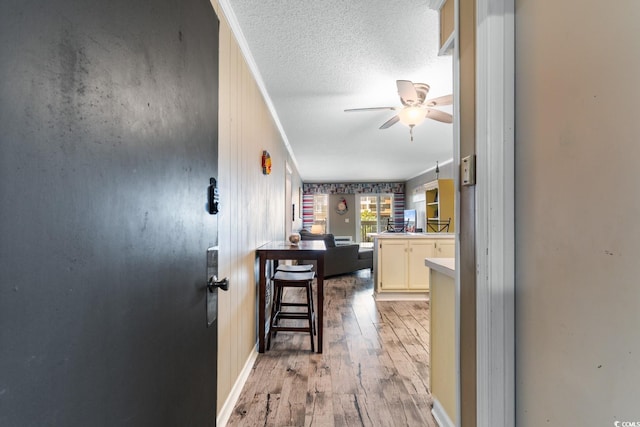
top-left (270, 325), bottom-right (313, 333)
top-left (274, 312), bottom-right (315, 320)
top-left (280, 302), bottom-right (309, 307)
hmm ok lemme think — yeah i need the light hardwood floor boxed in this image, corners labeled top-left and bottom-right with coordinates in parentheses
top-left (226, 270), bottom-right (438, 427)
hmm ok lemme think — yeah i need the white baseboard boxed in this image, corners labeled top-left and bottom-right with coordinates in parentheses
top-left (432, 397), bottom-right (455, 427)
top-left (216, 346), bottom-right (259, 427)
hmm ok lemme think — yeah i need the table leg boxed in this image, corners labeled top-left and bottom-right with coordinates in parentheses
top-left (316, 255), bottom-right (324, 353)
top-left (258, 253), bottom-right (266, 353)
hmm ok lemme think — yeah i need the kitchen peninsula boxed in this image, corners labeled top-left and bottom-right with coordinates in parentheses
top-left (370, 232), bottom-right (455, 300)
top-left (424, 257), bottom-right (457, 426)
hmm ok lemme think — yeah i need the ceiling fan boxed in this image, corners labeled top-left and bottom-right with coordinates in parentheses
top-left (345, 80), bottom-right (453, 141)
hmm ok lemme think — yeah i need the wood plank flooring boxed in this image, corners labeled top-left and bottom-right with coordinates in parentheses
top-left (226, 270), bottom-right (437, 427)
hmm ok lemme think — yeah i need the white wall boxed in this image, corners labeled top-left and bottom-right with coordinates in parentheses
top-left (328, 194), bottom-right (356, 237)
top-left (405, 160), bottom-right (454, 208)
top-left (515, 1), bottom-right (640, 425)
top-left (211, 1), bottom-right (302, 413)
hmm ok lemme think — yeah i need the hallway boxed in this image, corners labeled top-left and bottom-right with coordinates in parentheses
top-left (226, 271), bottom-right (438, 426)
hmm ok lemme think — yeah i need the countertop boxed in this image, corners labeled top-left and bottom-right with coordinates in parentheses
top-left (424, 257), bottom-right (455, 278)
top-left (370, 232), bottom-right (455, 239)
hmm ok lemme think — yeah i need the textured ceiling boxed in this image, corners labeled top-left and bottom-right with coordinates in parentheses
top-left (225, 0), bottom-right (453, 182)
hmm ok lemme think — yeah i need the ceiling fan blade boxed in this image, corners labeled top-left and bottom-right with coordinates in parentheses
top-left (397, 80), bottom-right (419, 106)
top-left (426, 109), bottom-right (453, 124)
top-left (344, 106), bottom-right (397, 112)
top-left (425, 94), bottom-right (453, 107)
top-left (379, 115), bottom-right (400, 129)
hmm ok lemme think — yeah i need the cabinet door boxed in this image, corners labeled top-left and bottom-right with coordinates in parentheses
top-left (408, 240), bottom-right (436, 290)
top-left (379, 241), bottom-right (408, 290)
top-left (436, 240), bottom-right (455, 258)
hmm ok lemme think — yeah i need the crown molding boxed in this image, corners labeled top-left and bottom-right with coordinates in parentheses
top-left (427, 0), bottom-right (447, 10)
top-left (216, 0), bottom-right (300, 172)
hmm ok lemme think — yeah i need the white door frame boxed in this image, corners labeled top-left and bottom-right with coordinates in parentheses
top-left (473, 0), bottom-right (515, 425)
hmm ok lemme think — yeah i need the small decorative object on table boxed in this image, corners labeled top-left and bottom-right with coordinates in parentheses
top-left (288, 233), bottom-right (301, 245)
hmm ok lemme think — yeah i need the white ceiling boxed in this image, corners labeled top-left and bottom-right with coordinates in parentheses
top-left (224, 0), bottom-right (453, 182)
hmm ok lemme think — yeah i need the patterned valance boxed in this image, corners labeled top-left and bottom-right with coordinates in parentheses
top-left (301, 182), bottom-right (405, 230)
top-left (303, 182), bottom-right (404, 195)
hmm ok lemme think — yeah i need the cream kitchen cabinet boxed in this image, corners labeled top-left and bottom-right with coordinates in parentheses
top-left (435, 239), bottom-right (455, 258)
top-left (378, 239), bottom-right (410, 290)
top-left (407, 240), bottom-right (437, 290)
top-left (373, 235), bottom-right (455, 299)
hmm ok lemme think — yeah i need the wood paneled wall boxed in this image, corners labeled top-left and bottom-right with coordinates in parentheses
top-left (210, 1), bottom-right (303, 413)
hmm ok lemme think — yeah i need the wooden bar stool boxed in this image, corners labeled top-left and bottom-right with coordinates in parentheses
top-left (274, 265), bottom-right (315, 327)
top-left (275, 264), bottom-right (316, 337)
top-left (273, 263), bottom-right (316, 324)
top-left (267, 270), bottom-right (316, 351)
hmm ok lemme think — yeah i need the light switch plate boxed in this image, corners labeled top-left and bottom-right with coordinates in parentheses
top-left (461, 155), bottom-right (476, 186)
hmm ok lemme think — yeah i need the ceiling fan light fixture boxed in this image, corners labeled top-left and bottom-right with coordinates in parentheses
top-left (398, 106), bottom-right (426, 127)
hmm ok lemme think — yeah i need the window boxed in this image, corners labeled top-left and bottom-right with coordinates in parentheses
top-left (357, 194), bottom-right (393, 242)
top-left (312, 194), bottom-right (328, 233)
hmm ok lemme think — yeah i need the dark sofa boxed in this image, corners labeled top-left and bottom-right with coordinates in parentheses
top-left (299, 229), bottom-right (373, 277)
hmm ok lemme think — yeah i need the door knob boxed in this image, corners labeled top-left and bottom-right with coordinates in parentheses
top-left (207, 275), bottom-right (229, 292)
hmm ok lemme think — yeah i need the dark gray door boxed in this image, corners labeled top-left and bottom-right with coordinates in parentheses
top-left (0, 0), bottom-right (220, 425)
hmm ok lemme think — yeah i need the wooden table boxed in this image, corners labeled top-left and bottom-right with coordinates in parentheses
top-left (256, 240), bottom-right (326, 353)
